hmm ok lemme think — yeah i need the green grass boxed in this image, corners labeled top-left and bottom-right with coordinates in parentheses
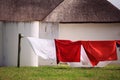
top-left (0, 64), bottom-right (120, 80)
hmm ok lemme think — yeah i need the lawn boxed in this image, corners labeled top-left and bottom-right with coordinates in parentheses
top-left (0, 64), bottom-right (120, 80)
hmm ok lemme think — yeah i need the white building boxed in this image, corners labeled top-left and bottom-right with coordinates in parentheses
top-left (0, 0), bottom-right (120, 66)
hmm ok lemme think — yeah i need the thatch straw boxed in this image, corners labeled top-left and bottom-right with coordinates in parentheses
top-left (0, 0), bottom-right (120, 22)
top-left (44, 0), bottom-right (120, 23)
top-left (0, 0), bottom-right (63, 21)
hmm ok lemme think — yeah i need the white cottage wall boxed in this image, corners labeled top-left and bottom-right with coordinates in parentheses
top-left (59, 23), bottom-right (120, 64)
top-left (1, 22), bottom-right (119, 66)
top-left (0, 22), bottom-right (3, 66)
top-left (20, 22), bottom-right (39, 66)
top-left (2, 22), bottom-right (39, 66)
top-left (59, 23), bottom-right (120, 40)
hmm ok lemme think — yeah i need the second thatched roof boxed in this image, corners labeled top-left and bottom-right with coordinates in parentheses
top-left (44, 0), bottom-right (120, 23)
top-left (0, 0), bottom-right (120, 23)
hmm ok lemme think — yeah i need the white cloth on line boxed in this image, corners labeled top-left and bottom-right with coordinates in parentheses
top-left (26, 37), bottom-right (56, 60)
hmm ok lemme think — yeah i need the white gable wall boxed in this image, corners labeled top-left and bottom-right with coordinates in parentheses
top-left (2, 22), bottom-right (39, 66)
top-left (59, 23), bottom-right (120, 63)
top-left (0, 22), bottom-right (59, 66)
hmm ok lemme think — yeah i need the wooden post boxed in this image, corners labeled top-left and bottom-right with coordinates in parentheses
top-left (17, 34), bottom-right (22, 68)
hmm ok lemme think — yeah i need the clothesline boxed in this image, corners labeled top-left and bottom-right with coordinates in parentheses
top-left (25, 37), bottom-right (119, 67)
top-left (17, 33), bottom-right (120, 68)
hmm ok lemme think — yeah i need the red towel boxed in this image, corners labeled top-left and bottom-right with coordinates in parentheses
top-left (55, 39), bottom-right (81, 64)
top-left (82, 41), bottom-right (117, 66)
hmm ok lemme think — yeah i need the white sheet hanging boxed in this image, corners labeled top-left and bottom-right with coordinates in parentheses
top-left (26, 37), bottom-right (56, 60)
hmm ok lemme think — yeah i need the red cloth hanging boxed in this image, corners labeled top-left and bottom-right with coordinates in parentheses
top-left (55, 39), bottom-right (81, 64)
top-left (82, 41), bottom-right (117, 66)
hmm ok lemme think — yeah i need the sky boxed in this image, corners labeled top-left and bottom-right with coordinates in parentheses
top-left (107, 0), bottom-right (120, 9)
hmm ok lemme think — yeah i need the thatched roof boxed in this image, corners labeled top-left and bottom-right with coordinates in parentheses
top-left (44, 0), bottom-right (120, 23)
top-left (0, 0), bottom-right (120, 22)
top-left (0, 0), bottom-right (63, 21)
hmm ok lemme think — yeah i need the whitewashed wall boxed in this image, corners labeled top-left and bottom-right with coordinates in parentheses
top-left (2, 22), bottom-right (39, 66)
top-left (0, 22), bottom-right (59, 66)
top-left (1, 22), bottom-right (120, 66)
top-left (59, 23), bottom-right (120, 64)
top-left (0, 22), bottom-right (3, 66)
top-left (59, 23), bottom-right (120, 40)
top-left (39, 22), bottom-right (59, 39)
